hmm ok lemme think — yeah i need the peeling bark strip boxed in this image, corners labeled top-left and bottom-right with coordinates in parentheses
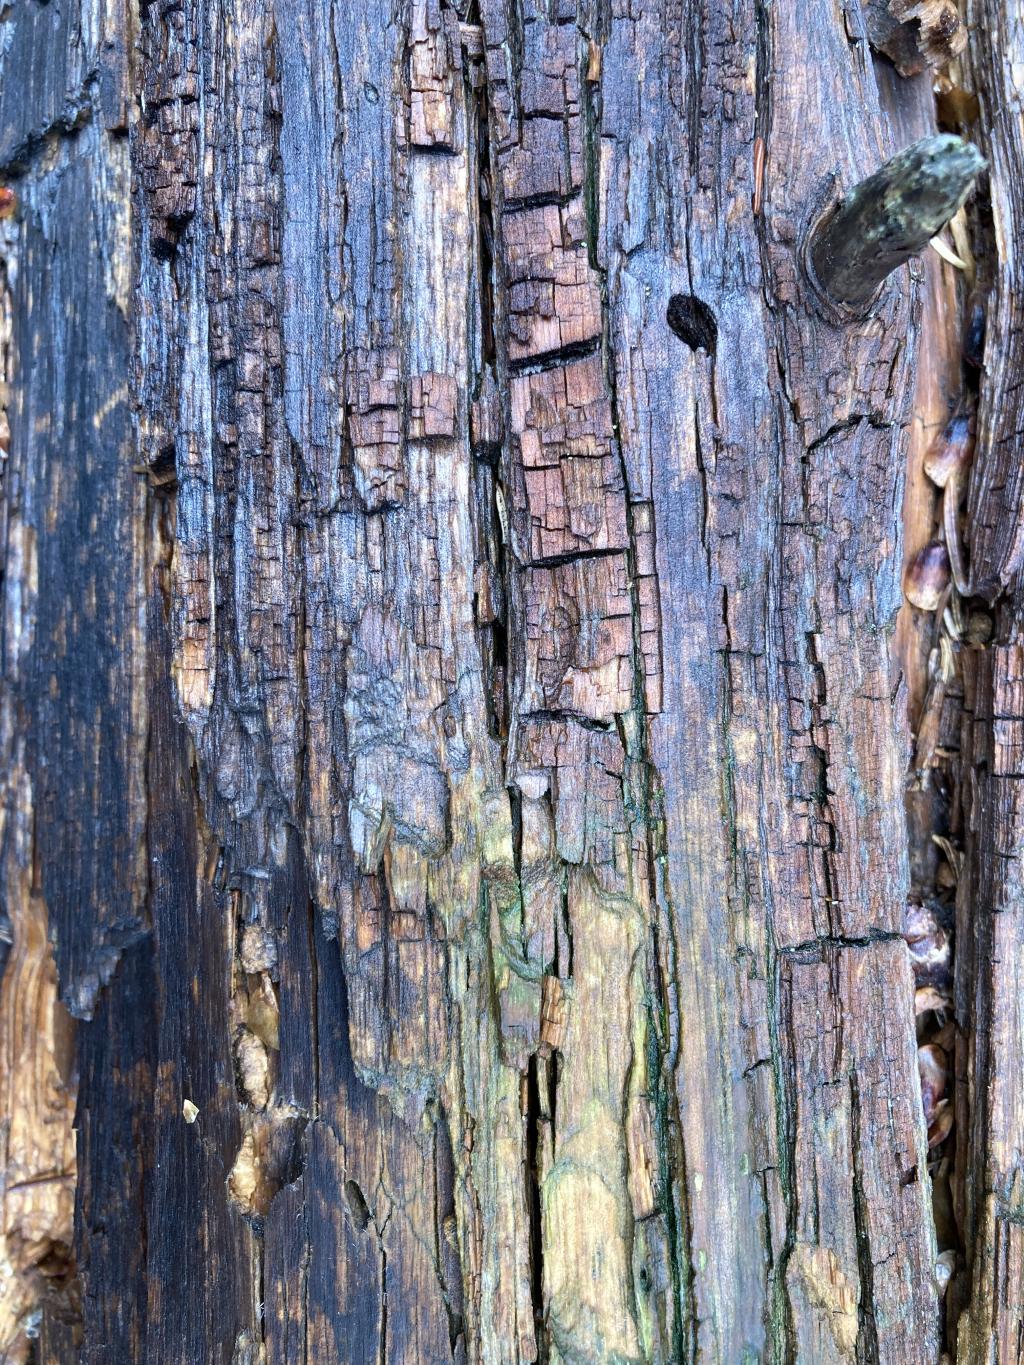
top-left (4, 0), bottom-right (1023, 1360)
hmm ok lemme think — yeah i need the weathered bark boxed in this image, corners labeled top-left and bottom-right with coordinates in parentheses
top-left (947, 4), bottom-right (1024, 1358)
top-left (0, 0), bottom-right (1020, 1361)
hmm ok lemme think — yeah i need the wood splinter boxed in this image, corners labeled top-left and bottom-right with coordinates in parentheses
top-left (810, 134), bottom-right (985, 310)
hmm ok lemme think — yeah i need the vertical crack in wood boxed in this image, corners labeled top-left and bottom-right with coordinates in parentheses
top-left (524, 1053), bottom-right (545, 1360)
top-left (848, 1073), bottom-right (881, 1363)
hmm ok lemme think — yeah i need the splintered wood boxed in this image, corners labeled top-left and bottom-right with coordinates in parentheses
top-left (2, 0), bottom-right (1022, 1358)
top-left (0, 768), bottom-right (76, 1363)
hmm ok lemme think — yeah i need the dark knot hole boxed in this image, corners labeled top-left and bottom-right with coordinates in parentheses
top-left (666, 294), bottom-right (718, 355)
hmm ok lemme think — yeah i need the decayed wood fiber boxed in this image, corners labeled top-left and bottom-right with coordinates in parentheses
top-left (947, 8), bottom-right (1024, 1356)
top-left (1, 0), bottom-right (1021, 1360)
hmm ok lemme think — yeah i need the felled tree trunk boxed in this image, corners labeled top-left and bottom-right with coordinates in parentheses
top-left (0, 0), bottom-right (1020, 1360)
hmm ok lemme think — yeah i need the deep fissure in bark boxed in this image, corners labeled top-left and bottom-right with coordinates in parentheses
top-left (849, 1073), bottom-right (881, 1363)
top-left (524, 1054), bottom-right (546, 1360)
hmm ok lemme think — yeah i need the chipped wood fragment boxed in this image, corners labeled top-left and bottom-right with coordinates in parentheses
top-left (408, 0), bottom-right (457, 150)
top-left (509, 355), bottom-right (628, 562)
top-left (408, 371), bottom-right (459, 441)
top-left (522, 555), bottom-right (634, 719)
top-left (752, 135), bottom-right (766, 216)
top-left (929, 234), bottom-right (969, 270)
top-left (890, 0), bottom-right (967, 64)
top-left (503, 204), bottom-right (602, 362)
top-left (538, 974), bottom-right (566, 1055)
top-left (239, 924), bottom-right (277, 976)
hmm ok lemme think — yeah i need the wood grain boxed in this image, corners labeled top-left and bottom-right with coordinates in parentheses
top-left (947, 4), bottom-right (1024, 1357)
top-left (2, 0), bottom-right (1016, 1359)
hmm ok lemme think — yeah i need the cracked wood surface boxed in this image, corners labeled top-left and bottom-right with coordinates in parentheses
top-left (949, 4), bottom-right (1024, 1357)
top-left (1, 0), bottom-right (1019, 1361)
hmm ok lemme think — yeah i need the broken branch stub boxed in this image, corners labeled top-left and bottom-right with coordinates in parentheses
top-left (810, 135), bottom-right (985, 311)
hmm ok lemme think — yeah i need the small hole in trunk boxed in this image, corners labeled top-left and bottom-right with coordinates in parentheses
top-left (345, 1179), bottom-right (371, 1231)
top-left (666, 294), bottom-right (718, 355)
